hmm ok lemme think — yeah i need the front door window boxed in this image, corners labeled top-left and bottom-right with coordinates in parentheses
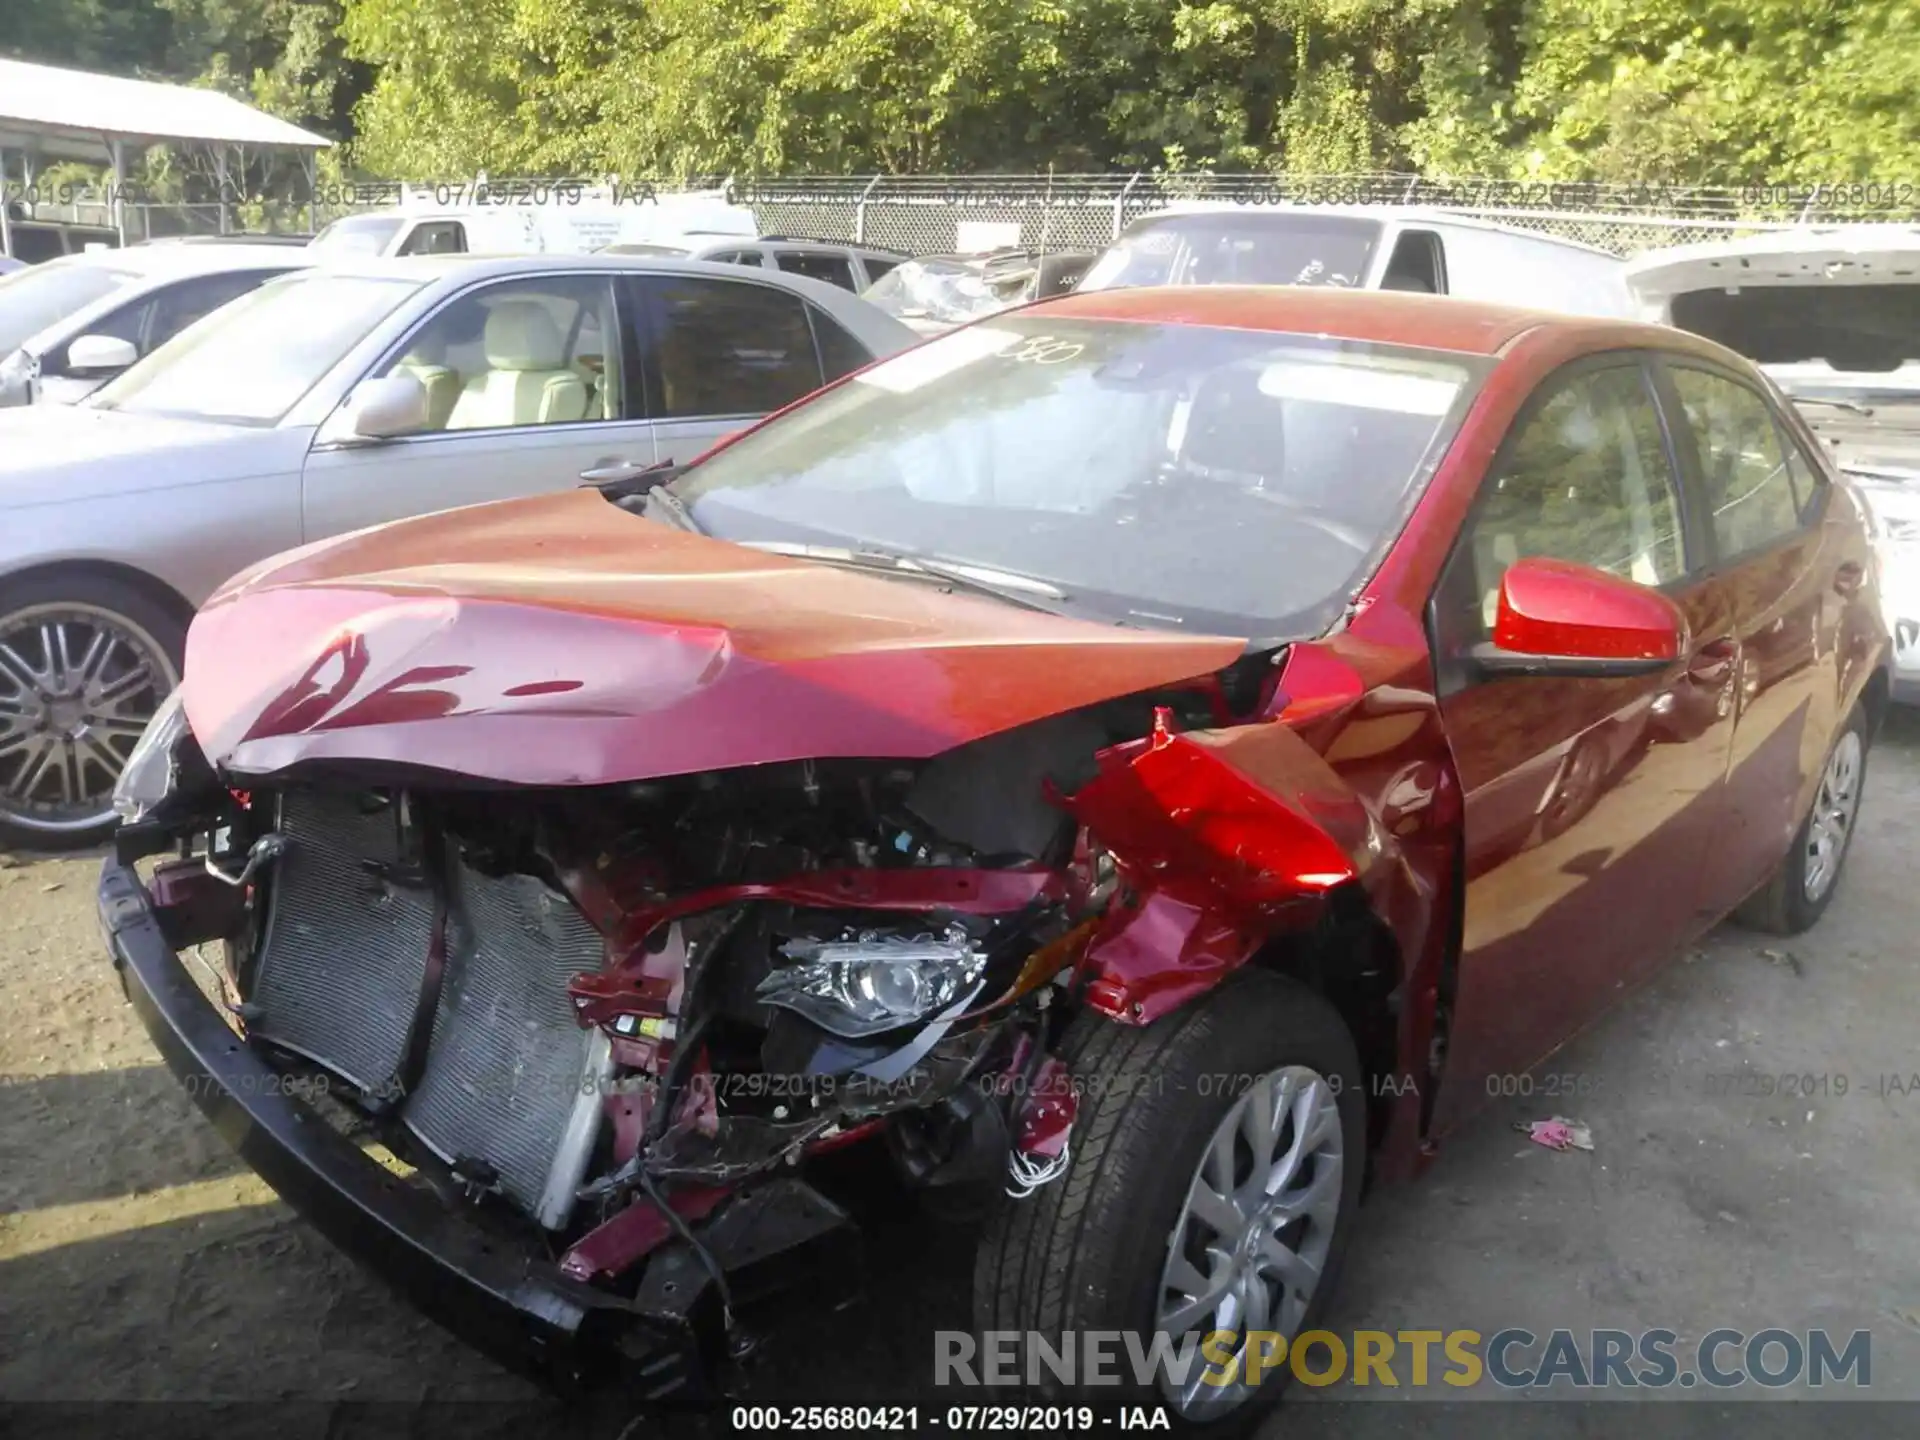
top-left (374, 276), bottom-right (623, 433)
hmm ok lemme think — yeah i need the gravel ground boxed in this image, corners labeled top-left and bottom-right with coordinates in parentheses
top-left (5, 713), bottom-right (1920, 1439)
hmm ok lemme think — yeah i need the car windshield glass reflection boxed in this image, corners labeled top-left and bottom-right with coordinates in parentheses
top-left (89, 274), bottom-right (422, 425)
top-left (673, 316), bottom-right (1486, 636)
top-left (309, 216), bottom-right (405, 257)
top-left (0, 260), bottom-right (139, 352)
top-left (1079, 215), bottom-right (1381, 292)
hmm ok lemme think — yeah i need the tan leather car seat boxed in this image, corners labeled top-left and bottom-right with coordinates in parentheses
top-left (395, 353), bottom-right (462, 431)
top-left (445, 302), bottom-right (589, 429)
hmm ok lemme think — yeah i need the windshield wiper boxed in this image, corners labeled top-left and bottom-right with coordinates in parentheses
top-left (583, 458), bottom-right (706, 534)
top-left (737, 541), bottom-right (1069, 614)
top-left (1792, 396), bottom-right (1876, 418)
top-left (642, 483), bottom-right (704, 534)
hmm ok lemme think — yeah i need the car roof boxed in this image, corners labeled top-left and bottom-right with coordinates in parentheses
top-left (303, 252), bottom-right (738, 281)
top-left (1127, 203), bottom-right (1624, 260)
top-left (283, 251), bottom-right (920, 358)
top-left (40, 243), bottom-right (314, 278)
top-left (1033, 285), bottom-right (1684, 358)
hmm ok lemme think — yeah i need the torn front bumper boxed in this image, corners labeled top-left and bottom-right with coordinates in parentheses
top-left (95, 854), bottom-right (718, 1399)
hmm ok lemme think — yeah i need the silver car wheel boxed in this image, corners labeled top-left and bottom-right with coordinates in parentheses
top-left (1803, 729), bottom-right (1863, 904)
top-left (0, 603), bottom-right (176, 838)
top-left (1154, 1065), bottom-right (1344, 1420)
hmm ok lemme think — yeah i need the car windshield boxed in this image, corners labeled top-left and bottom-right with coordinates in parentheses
top-left (672, 315), bottom-right (1485, 637)
top-left (1079, 214), bottom-right (1381, 292)
top-left (0, 259), bottom-right (140, 352)
top-left (309, 215), bottom-right (405, 257)
top-left (88, 273), bottom-right (421, 425)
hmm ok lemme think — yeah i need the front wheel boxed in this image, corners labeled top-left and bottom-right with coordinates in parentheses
top-left (974, 971), bottom-right (1366, 1433)
top-left (1733, 704), bottom-right (1869, 935)
top-left (0, 573), bottom-right (183, 851)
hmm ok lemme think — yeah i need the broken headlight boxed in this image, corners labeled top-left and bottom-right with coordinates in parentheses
top-left (112, 689), bottom-right (191, 825)
top-left (758, 925), bottom-right (989, 1038)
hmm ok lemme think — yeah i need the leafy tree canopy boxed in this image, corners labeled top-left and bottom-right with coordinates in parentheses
top-left (5, 0), bottom-right (1917, 183)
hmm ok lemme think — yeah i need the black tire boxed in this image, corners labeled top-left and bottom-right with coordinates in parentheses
top-left (973, 970), bottom-right (1366, 1434)
top-left (0, 570), bottom-right (186, 852)
top-left (1733, 704), bottom-right (1870, 936)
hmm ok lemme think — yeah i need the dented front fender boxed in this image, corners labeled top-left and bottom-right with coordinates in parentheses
top-left (1063, 709), bottom-right (1394, 1023)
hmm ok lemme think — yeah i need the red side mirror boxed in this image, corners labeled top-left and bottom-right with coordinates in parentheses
top-left (1478, 557), bottom-right (1687, 679)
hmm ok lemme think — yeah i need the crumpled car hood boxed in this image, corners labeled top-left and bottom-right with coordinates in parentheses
top-left (184, 489), bottom-right (1249, 784)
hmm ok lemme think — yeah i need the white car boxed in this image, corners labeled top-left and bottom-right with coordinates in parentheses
top-left (0, 253), bottom-right (916, 847)
top-left (1627, 228), bottom-right (1920, 701)
top-left (0, 243), bottom-right (313, 407)
top-left (309, 189), bottom-right (758, 259)
top-left (1079, 203), bottom-right (1635, 317)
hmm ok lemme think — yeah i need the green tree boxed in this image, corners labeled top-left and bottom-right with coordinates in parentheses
top-left (1409, 0), bottom-right (1920, 183)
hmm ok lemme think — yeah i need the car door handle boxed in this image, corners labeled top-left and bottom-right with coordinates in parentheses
top-left (1688, 637), bottom-right (1739, 685)
top-left (1834, 560), bottom-right (1865, 597)
top-left (579, 459), bottom-right (658, 485)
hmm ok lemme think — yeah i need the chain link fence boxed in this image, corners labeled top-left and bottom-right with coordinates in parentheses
top-left (22, 171), bottom-right (1920, 255)
top-left (730, 173), bottom-right (1920, 258)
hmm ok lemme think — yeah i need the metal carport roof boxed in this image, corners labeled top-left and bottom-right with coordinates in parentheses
top-left (0, 57), bottom-right (333, 160)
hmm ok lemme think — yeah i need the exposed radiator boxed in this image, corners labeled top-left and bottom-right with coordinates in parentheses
top-left (248, 791), bottom-right (610, 1226)
top-left (250, 793), bottom-right (433, 1092)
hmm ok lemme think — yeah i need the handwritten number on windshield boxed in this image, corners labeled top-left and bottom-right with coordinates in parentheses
top-left (1007, 336), bottom-right (1085, 365)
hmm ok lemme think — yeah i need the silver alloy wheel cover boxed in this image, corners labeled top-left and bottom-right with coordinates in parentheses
top-left (1803, 729), bottom-right (1863, 904)
top-left (0, 602), bottom-right (177, 837)
top-left (1155, 1064), bottom-right (1344, 1419)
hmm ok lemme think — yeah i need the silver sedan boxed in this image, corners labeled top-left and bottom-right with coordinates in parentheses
top-left (0, 252), bottom-right (917, 846)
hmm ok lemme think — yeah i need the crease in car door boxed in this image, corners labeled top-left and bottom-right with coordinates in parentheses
top-left (1426, 356), bottom-right (1739, 1136)
top-left (1657, 360), bottom-right (1843, 914)
top-left (298, 274), bottom-right (654, 541)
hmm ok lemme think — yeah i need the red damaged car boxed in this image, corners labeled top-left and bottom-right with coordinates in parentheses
top-left (100, 287), bottom-right (1887, 1425)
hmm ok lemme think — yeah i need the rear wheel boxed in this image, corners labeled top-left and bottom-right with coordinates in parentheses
top-left (0, 574), bottom-right (183, 851)
top-left (974, 971), bottom-right (1366, 1433)
top-left (1734, 705), bottom-right (1868, 935)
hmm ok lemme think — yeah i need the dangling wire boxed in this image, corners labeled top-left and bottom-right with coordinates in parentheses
top-left (1006, 1136), bottom-right (1072, 1199)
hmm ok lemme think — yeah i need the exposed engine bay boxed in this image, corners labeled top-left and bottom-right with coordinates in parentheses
top-left (141, 660), bottom-right (1372, 1305)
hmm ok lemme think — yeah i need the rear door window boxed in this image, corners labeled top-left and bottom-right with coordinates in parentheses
top-left (809, 308), bottom-right (875, 381)
top-left (1667, 366), bottom-right (1809, 557)
top-left (640, 276), bottom-right (825, 418)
